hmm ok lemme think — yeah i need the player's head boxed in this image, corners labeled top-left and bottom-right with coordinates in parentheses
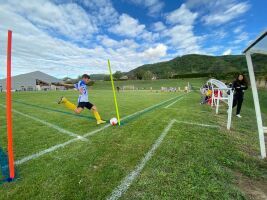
top-left (82, 74), bottom-right (90, 84)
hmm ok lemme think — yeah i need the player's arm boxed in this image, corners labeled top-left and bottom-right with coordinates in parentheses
top-left (79, 87), bottom-right (84, 95)
top-left (75, 82), bottom-right (84, 94)
top-left (241, 82), bottom-right (248, 90)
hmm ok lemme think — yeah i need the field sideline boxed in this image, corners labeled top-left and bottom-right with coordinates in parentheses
top-left (0, 80), bottom-right (267, 199)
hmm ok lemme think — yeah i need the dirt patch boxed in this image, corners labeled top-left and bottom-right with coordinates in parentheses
top-left (235, 172), bottom-right (267, 200)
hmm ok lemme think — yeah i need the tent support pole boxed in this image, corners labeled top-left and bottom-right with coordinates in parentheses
top-left (245, 52), bottom-right (266, 158)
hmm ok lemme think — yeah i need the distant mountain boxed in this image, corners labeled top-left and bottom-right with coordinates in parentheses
top-left (90, 74), bottom-right (106, 80)
top-left (127, 54), bottom-right (267, 79)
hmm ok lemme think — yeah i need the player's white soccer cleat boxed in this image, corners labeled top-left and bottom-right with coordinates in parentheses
top-left (236, 114), bottom-right (242, 118)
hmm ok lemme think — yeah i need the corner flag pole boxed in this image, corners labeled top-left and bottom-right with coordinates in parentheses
top-left (6, 30), bottom-right (15, 180)
top-left (108, 59), bottom-right (121, 125)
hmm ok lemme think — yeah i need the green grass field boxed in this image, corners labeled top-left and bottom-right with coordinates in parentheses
top-left (91, 78), bottom-right (206, 90)
top-left (0, 79), bottom-right (267, 199)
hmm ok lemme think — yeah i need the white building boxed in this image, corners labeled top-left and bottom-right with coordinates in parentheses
top-left (0, 71), bottom-right (64, 91)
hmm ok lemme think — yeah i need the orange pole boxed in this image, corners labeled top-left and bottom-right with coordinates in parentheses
top-left (6, 30), bottom-right (15, 179)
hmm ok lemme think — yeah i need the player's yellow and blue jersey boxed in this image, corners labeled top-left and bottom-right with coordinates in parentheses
top-left (74, 80), bottom-right (88, 103)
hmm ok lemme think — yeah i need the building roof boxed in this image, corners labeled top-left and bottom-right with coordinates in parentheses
top-left (0, 71), bottom-right (62, 90)
top-left (0, 71), bottom-right (61, 84)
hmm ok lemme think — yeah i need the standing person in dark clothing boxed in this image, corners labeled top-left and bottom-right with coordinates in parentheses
top-left (232, 74), bottom-right (248, 118)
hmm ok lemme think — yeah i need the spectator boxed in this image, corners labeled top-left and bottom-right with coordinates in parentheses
top-left (232, 74), bottom-right (248, 118)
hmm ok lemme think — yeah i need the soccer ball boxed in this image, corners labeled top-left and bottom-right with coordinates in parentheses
top-left (110, 117), bottom-right (118, 126)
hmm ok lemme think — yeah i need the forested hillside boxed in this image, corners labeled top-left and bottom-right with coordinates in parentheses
top-left (127, 54), bottom-right (267, 79)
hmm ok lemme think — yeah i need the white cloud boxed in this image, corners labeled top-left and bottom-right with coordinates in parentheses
top-left (223, 49), bottom-right (232, 55)
top-left (201, 1), bottom-right (250, 25)
top-left (142, 44), bottom-right (167, 59)
top-left (97, 35), bottom-right (119, 48)
top-left (186, 0), bottom-right (250, 27)
top-left (152, 22), bottom-right (166, 32)
top-left (77, 0), bottom-right (119, 26)
top-left (162, 24), bottom-right (203, 54)
top-left (233, 32), bottom-right (249, 44)
top-left (141, 31), bottom-right (159, 42)
top-left (166, 4), bottom-right (198, 25)
top-left (109, 14), bottom-right (145, 37)
top-left (233, 25), bottom-right (244, 34)
top-left (0, 4), bottom-right (167, 78)
top-left (97, 35), bottom-right (139, 49)
top-left (127, 0), bottom-right (164, 16)
top-left (0, 0), bottom-right (250, 79)
top-left (213, 29), bottom-right (228, 39)
top-left (162, 4), bottom-right (203, 55)
top-left (1, 0), bottom-right (98, 42)
top-left (186, 0), bottom-right (214, 9)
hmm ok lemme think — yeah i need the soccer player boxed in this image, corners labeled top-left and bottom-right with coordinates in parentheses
top-left (58, 74), bottom-right (106, 125)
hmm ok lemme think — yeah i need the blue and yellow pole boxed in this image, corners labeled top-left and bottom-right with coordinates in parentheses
top-left (108, 59), bottom-right (121, 125)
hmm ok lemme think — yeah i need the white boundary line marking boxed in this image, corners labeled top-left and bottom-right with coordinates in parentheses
top-left (15, 124), bottom-right (112, 166)
top-left (106, 119), bottom-right (219, 200)
top-left (118, 94), bottom-right (185, 121)
top-left (15, 138), bottom-right (79, 165)
top-left (174, 120), bottom-right (219, 128)
top-left (106, 119), bottom-right (176, 200)
top-left (164, 92), bottom-right (190, 109)
top-left (0, 104), bottom-right (88, 141)
top-left (164, 96), bottom-right (184, 108)
top-left (14, 95), bottom-right (183, 166)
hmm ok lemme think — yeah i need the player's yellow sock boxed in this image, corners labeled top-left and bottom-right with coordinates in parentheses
top-left (93, 110), bottom-right (101, 121)
top-left (94, 111), bottom-right (106, 124)
top-left (61, 97), bottom-right (76, 111)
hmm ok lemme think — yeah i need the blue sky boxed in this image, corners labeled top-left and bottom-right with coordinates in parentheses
top-left (0, 0), bottom-right (266, 78)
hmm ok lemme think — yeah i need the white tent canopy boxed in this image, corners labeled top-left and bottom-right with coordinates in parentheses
top-left (244, 31), bottom-right (267, 55)
top-left (243, 30), bottom-right (267, 159)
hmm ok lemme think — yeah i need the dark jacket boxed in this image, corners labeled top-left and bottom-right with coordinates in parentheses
top-left (232, 80), bottom-right (248, 97)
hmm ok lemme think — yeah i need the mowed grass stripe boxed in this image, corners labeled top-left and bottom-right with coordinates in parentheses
top-left (0, 104), bottom-right (88, 141)
top-left (5, 91), bottom-right (182, 134)
top-left (164, 93), bottom-right (189, 108)
top-left (0, 88), bottom-right (266, 199)
top-left (13, 100), bottom-right (95, 121)
top-left (8, 100), bottom-right (103, 134)
top-left (107, 120), bottom-right (219, 200)
top-left (0, 113), bottom-right (71, 161)
top-left (120, 93), bottom-right (186, 124)
top-left (14, 94), bottom-right (185, 166)
top-left (107, 119), bottom-right (176, 200)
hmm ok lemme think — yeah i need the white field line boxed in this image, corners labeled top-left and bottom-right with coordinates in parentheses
top-left (106, 119), bottom-right (219, 200)
top-left (15, 138), bottom-right (79, 165)
top-left (164, 96), bottom-right (184, 108)
top-left (164, 107), bottom-right (183, 111)
top-left (174, 120), bottom-right (219, 128)
top-left (164, 92), bottom-right (190, 109)
top-left (106, 119), bottom-right (176, 200)
top-left (0, 104), bottom-right (88, 141)
top-left (15, 124), bottom-right (112, 166)
top-left (116, 94), bottom-right (185, 122)
top-left (14, 95), bottom-right (183, 166)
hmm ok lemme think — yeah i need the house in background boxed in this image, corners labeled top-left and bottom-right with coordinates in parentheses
top-left (0, 71), bottom-right (65, 91)
top-left (119, 75), bottom-right (128, 80)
